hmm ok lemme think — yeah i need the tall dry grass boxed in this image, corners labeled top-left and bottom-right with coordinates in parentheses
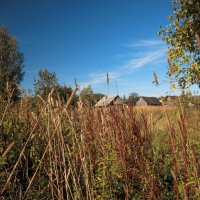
top-left (0, 92), bottom-right (200, 199)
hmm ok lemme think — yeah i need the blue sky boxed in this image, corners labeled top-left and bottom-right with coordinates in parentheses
top-left (1, 0), bottom-right (192, 97)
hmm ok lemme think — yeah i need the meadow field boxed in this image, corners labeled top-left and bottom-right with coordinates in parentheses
top-left (0, 93), bottom-right (200, 199)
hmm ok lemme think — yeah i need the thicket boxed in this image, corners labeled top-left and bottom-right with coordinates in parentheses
top-left (0, 92), bottom-right (200, 199)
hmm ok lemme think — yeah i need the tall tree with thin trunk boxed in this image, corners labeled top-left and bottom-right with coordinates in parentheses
top-left (0, 27), bottom-right (25, 100)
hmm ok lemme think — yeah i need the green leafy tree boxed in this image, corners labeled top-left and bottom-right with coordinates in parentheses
top-left (79, 85), bottom-right (104, 106)
top-left (33, 68), bottom-right (76, 104)
top-left (127, 92), bottom-right (139, 106)
top-left (79, 85), bottom-right (94, 106)
top-left (33, 68), bottom-right (59, 99)
top-left (0, 27), bottom-right (25, 100)
top-left (93, 93), bottom-right (104, 104)
top-left (56, 84), bottom-right (72, 101)
top-left (56, 84), bottom-right (78, 106)
top-left (158, 0), bottom-right (200, 89)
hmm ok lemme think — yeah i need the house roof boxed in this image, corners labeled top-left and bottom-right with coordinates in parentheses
top-left (95, 95), bottom-right (123, 107)
top-left (162, 96), bottom-right (178, 102)
top-left (141, 97), bottom-right (162, 105)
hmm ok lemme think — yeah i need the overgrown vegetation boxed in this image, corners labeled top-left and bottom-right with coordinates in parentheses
top-left (1, 1), bottom-right (200, 198)
top-left (0, 92), bottom-right (200, 199)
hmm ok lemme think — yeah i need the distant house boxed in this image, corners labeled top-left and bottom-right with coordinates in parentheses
top-left (136, 97), bottom-right (162, 106)
top-left (161, 95), bottom-right (200, 106)
top-left (95, 95), bottom-right (124, 107)
top-left (160, 96), bottom-right (178, 106)
top-left (190, 95), bottom-right (200, 106)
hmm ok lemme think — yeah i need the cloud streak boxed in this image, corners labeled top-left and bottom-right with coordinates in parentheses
top-left (80, 71), bottom-right (119, 89)
top-left (123, 39), bottom-right (164, 47)
top-left (79, 39), bottom-right (167, 90)
top-left (123, 49), bottom-right (165, 70)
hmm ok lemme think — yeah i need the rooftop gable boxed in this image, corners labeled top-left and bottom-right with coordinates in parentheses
top-left (141, 96), bottom-right (162, 105)
top-left (95, 95), bottom-right (123, 107)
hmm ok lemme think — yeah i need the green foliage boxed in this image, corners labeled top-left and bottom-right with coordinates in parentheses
top-left (79, 85), bottom-right (104, 106)
top-left (158, 0), bottom-right (200, 89)
top-left (55, 84), bottom-right (72, 101)
top-left (33, 68), bottom-right (58, 99)
top-left (0, 27), bottom-right (25, 100)
top-left (127, 92), bottom-right (139, 106)
top-left (95, 142), bottom-right (124, 199)
top-left (33, 68), bottom-right (76, 104)
top-left (55, 84), bottom-right (78, 106)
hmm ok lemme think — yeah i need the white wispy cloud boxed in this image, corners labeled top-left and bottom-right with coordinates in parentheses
top-left (79, 39), bottom-right (167, 93)
top-left (123, 49), bottom-right (166, 70)
top-left (85, 71), bottom-right (119, 86)
top-left (123, 39), bottom-right (164, 47)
